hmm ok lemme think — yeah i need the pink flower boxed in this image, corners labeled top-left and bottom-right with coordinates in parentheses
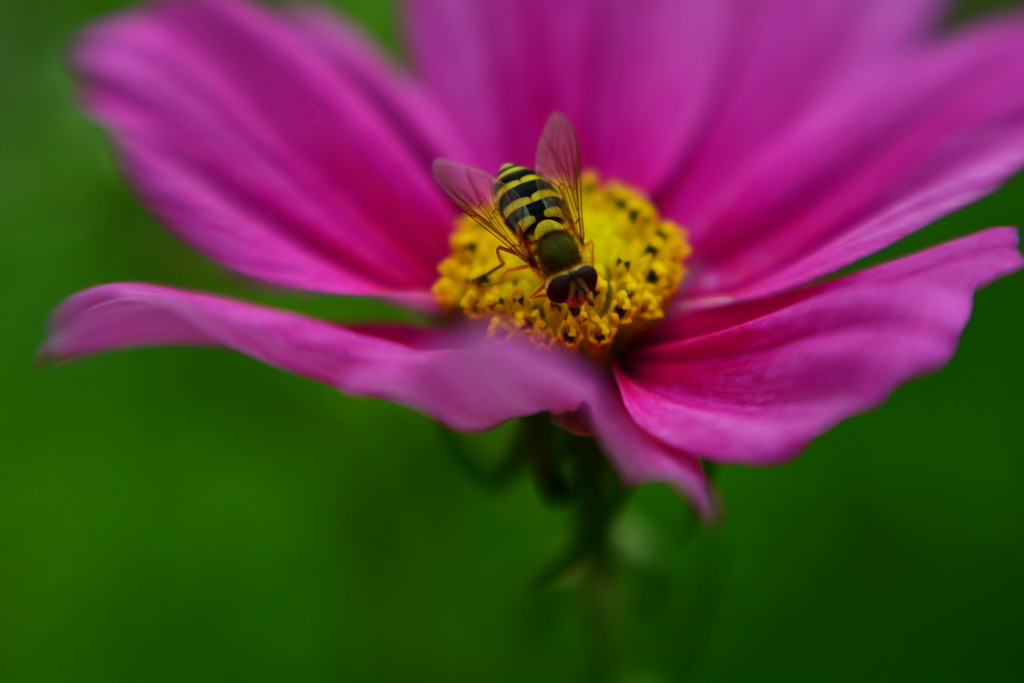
top-left (42, 0), bottom-right (1024, 519)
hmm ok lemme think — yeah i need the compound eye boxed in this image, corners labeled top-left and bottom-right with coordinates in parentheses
top-left (577, 265), bottom-right (598, 292)
top-left (546, 274), bottom-right (571, 303)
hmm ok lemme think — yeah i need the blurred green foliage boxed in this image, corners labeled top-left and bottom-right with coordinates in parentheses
top-left (1, 1), bottom-right (1022, 681)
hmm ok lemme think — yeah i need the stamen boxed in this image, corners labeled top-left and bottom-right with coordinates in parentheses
top-left (434, 171), bottom-right (690, 360)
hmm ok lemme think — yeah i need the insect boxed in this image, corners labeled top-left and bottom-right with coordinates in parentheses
top-left (432, 112), bottom-right (597, 312)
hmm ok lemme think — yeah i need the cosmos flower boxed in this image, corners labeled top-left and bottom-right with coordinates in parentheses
top-left (42, 0), bottom-right (1024, 519)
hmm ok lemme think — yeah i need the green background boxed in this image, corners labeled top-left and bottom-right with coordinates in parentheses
top-left (2, 1), bottom-right (1022, 681)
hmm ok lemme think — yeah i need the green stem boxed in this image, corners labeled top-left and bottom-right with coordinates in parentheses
top-left (577, 439), bottom-right (626, 683)
top-left (526, 433), bottom-right (628, 681)
top-left (523, 414), bottom-right (575, 504)
top-left (532, 435), bottom-right (626, 588)
top-left (442, 417), bottom-right (634, 680)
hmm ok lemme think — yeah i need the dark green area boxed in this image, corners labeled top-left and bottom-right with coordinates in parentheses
top-left (1, 1), bottom-right (1022, 681)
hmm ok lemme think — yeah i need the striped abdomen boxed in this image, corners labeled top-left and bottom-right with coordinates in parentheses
top-left (493, 163), bottom-right (567, 241)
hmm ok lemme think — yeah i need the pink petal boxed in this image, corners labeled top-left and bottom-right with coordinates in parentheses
top-left (403, 0), bottom-right (593, 172)
top-left (616, 229), bottom-right (1022, 465)
top-left (672, 10), bottom-right (1024, 301)
top-left (656, 0), bottom-right (946, 205)
top-left (76, 0), bottom-right (457, 309)
top-left (40, 282), bottom-right (714, 516)
top-left (404, 0), bottom-right (945, 193)
top-left (583, 384), bottom-right (716, 521)
top-left (285, 3), bottom-right (472, 166)
top-left (40, 283), bottom-right (593, 431)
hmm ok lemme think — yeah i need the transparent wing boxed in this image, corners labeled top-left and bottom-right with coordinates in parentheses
top-left (535, 112), bottom-right (584, 242)
top-left (432, 159), bottom-right (531, 261)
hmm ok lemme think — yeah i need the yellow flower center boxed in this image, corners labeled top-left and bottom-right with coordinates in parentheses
top-left (433, 171), bottom-right (690, 360)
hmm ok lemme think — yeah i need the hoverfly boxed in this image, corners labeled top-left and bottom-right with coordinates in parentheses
top-left (432, 113), bottom-right (597, 312)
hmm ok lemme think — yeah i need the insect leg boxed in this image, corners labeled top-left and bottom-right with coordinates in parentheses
top-left (492, 264), bottom-right (532, 285)
top-left (473, 246), bottom-right (527, 285)
top-left (582, 240), bottom-right (595, 265)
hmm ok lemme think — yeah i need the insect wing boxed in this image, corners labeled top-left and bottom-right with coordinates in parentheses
top-left (535, 112), bottom-right (584, 241)
top-left (432, 159), bottom-right (529, 259)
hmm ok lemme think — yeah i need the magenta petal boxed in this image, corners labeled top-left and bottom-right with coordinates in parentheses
top-left (403, 0), bottom-right (590, 171)
top-left (406, 0), bottom-right (946, 193)
top-left (285, 4), bottom-right (472, 166)
top-left (674, 10), bottom-right (1024, 301)
top-left (585, 384), bottom-right (716, 521)
top-left (617, 229), bottom-right (1022, 465)
top-left (402, 0), bottom-right (724, 192)
top-left (41, 282), bottom-right (715, 514)
top-left (40, 283), bottom-right (595, 431)
top-left (426, 363), bottom-right (714, 518)
top-left (76, 0), bottom-right (457, 308)
top-left (657, 0), bottom-right (946, 206)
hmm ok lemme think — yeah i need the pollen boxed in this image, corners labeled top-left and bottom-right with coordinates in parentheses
top-left (433, 171), bottom-right (690, 360)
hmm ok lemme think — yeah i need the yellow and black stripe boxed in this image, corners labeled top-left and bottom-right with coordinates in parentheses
top-left (493, 163), bottom-right (566, 240)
